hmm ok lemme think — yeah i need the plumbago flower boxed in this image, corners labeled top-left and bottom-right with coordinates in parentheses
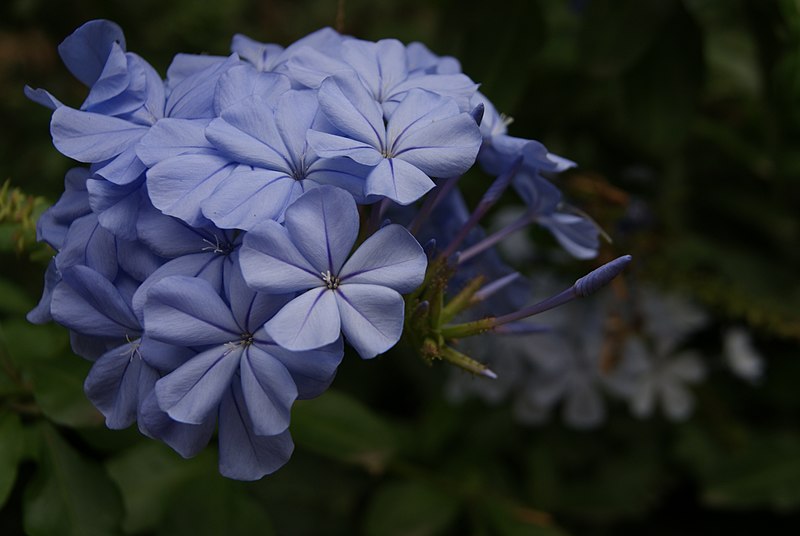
top-left (240, 186), bottom-right (427, 358)
top-left (28, 19), bottom-right (632, 480)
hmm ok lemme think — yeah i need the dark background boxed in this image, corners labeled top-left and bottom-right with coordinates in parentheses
top-left (1, 1), bottom-right (799, 534)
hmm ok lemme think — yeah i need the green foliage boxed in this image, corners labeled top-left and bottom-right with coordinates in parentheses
top-left (292, 389), bottom-right (399, 473)
top-left (23, 423), bottom-right (124, 536)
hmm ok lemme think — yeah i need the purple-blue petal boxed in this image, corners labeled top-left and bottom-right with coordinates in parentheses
top-left (335, 284), bottom-right (404, 359)
top-left (143, 276), bottom-right (240, 346)
top-left (218, 384), bottom-right (294, 480)
top-left (284, 186), bottom-right (359, 274)
top-left (339, 224), bottom-right (426, 293)
top-left (264, 287), bottom-right (340, 352)
top-left (155, 344), bottom-right (243, 424)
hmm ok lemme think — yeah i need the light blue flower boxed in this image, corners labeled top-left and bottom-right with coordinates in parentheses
top-left (240, 186), bottom-right (427, 358)
top-left (308, 74), bottom-right (482, 205)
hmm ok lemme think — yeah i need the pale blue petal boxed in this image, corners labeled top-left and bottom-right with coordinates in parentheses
top-left (386, 89), bottom-right (460, 142)
top-left (339, 224), bottom-right (426, 293)
top-left (51, 107), bottom-right (148, 163)
top-left (316, 73), bottom-right (385, 147)
top-left (214, 65), bottom-right (291, 112)
top-left (51, 266), bottom-right (139, 338)
top-left (87, 176), bottom-right (143, 241)
top-left (27, 259), bottom-right (60, 324)
top-left (257, 336), bottom-right (344, 399)
top-left (284, 186), bottom-right (359, 274)
top-left (36, 167), bottom-right (91, 250)
top-left (218, 384), bottom-right (294, 480)
top-left (58, 19), bottom-right (126, 86)
top-left (146, 154), bottom-right (236, 226)
top-left (136, 118), bottom-right (213, 167)
top-left (93, 145), bottom-right (146, 186)
top-left (340, 38), bottom-right (408, 101)
top-left (165, 54), bottom-right (240, 119)
top-left (240, 345), bottom-right (297, 435)
top-left (306, 157), bottom-right (369, 200)
top-left (138, 391), bottom-right (215, 458)
top-left (306, 130), bottom-right (382, 166)
top-left (143, 276), bottom-right (239, 346)
top-left (539, 213), bottom-right (599, 260)
top-left (116, 236), bottom-right (164, 282)
top-left (206, 97), bottom-right (291, 170)
top-left (132, 252), bottom-right (234, 323)
top-left (201, 168), bottom-right (296, 230)
top-left (365, 158), bottom-right (435, 205)
top-left (283, 47), bottom-right (351, 89)
top-left (265, 287), bottom-right (340, 351)
top-left (55, 213), bottom-right (118, 280)
top-left (240, 220), bottom-right (321, 293)
top-left (387, 74), bottom-right (478, 111)
top-left (335, 284), bottom-right (404, 359)
top-left (24, 85), bottom-right (64, 110)
top-left (138, 336), bottom-right (195, 373)
top-left (85, 341), bottom-right (155, 429)
top-left (275, 90), bottom-right (319, 167)
top-left (225, 260), bottom-right (290, 331)
top-left (230, 35), bottom-right (285, 72)
top-left (155, 345), bottom-right (242, 424)
top-left (166, 54), bottom-right (227, 90)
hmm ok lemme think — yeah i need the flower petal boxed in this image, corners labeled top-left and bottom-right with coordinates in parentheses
top-left (201, 168), bottom-right (297, 230)
top-left (257, 337), bottom-right (344, 400)
top-left (364, 157), bottom-right (435, 205)
top-left (265, 287), bottom-right (340, 351)
top-left (339, 224), bottom-right (426, 293)
top-left (143, 276), bottom-right (240, 346)
top-left (240, 345), bottom-right (297, 436)
top-left (58, 20), bottom-right (126, 86)
top-left (335, 284), bottom-right (404, 359)
top-left (215, 65), bottom-right (291, 112)
top-left (138, 391), bottom-right (215, 458)
top-left (240, 220), bottom-right (321, 293)
top-left (51, 265), bottom-right (139, 338)
top-left (316, 72), bottom-right (385, 147)
top-left (306, 130), bottom-right (382, 166)
top-left (84, 342), bottom-right (156, 429)
top-left (51, 107), bottom-right (147, 163)
top-left (284, 186), bottom-right (359, 274)
top-left (218, 384), bottom-right (294, 480)
top-left (146, 153), bottom-right (236, 227)
top-left (155, 344), bottom-right (242, 424)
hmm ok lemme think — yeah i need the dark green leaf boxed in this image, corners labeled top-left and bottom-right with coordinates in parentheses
top-left (0, 277), bottom-right (34, 315)
top-left (676, 426), bottom-right (800, 511)
top-left (156, 474), bottom-right (275, 536)
top-left (363, 479), bottom-right (460, 536)
top-left (485, 500), bottom-right (570, 536)
top-left (580, 0), bottom-right (676, 76)
top-left (23, 423), bottom-right (123, 536)
top-left (291, 390), bottom-right (397, 472)
top-left (30, 357), bottom-right (103, 427)
top-left (106, 441), bottom-right (213, 534)
top-left (0, 412), bottom-right (24, 507)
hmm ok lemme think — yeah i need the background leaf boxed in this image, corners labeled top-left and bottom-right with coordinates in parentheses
top-left (23, 423), bottom-right (123, 536)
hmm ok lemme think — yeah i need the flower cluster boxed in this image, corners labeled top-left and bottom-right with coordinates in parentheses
top-left (28, 20), bottom-right (629, 479)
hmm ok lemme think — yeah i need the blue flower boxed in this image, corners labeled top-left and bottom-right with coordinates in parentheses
top-left (203, 88), bottom-right (367, 228)
top-left (308, 74), bottom-right (482, 205)
top-left (240, 186), bottom-right (427, 358)
top-left (140, 258), bottom-right (343, 479)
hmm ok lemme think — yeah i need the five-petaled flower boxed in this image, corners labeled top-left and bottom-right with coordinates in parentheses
top-left (240, 185), bottom-right (427, 358)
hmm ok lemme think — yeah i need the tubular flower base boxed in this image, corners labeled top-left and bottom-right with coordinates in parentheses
top-left (27, 19), bottom-right (629, 480)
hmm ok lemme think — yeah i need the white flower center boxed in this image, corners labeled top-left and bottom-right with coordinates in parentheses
top-left (321, 270), bottom-right (340, 290)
